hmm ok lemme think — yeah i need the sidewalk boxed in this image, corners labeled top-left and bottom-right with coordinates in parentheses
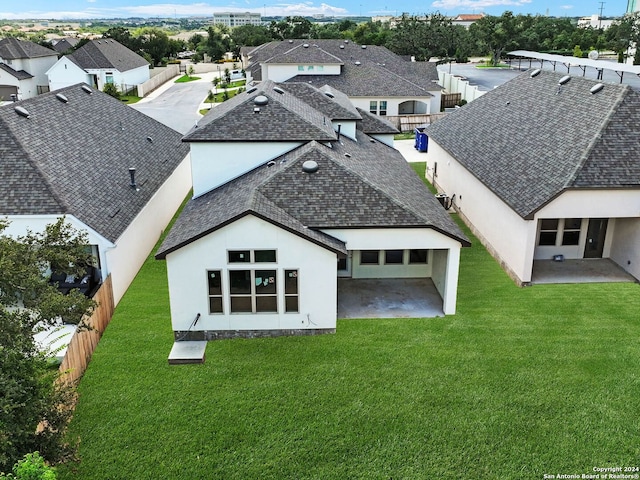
top-left (394, 138), bottom-right (425, 163)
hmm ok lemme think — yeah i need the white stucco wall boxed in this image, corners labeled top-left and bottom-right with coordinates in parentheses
top-left (609, 218), bottom-right (640, 280)
top-left (83, 65), bottom-right (150, 91)
top-left (262, 63), bottom-right (341, 82)
top-left (190, 141), bottom-right (303, 197)
top-left (426, 139), bottom-right (536, 283)
top-left (332, 120), bottom-right (357, 141)
top-left (107, 154), bottom-right (192, 304)
top-left (164, 214), bottom-right (338, 332)
top-left (23, 56), bottom-right (58, 91)
top-left (349, 96), bottom-right (435, 116)
top-left (370, 133), bottom-right (395, 148)
top-left (47, 57), bottom-right (90, 92)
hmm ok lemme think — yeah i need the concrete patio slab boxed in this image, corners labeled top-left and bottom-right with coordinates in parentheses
top-left (168, 341), bottom-right (207, 365)
top-left (338, 278), bottom-right (444, 319)
top-left (532, 259), bottom-right (637, 284)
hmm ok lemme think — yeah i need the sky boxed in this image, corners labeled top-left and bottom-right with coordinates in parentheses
top-left (0, 0), bottom-right (630, 21)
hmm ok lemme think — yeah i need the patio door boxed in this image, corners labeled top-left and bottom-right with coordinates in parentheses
top-left (584, 218), bottom-right (608, 258)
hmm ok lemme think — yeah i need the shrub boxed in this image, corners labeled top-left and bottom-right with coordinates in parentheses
top-left (0, 452), bottom-right (57, 480)
top-left (102, 83), bottom-right (120, 100)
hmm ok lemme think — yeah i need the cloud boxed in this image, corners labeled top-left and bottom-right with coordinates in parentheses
top-left (0, 1), bottom-right (348, 19)
top-left (560, 4), bottom-right (573, 9)
top-left (431, 0), bottom-right (532, 9)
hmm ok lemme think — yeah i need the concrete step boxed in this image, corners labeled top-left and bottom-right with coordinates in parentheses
top-left (168, 341), bottom-right (207, 365)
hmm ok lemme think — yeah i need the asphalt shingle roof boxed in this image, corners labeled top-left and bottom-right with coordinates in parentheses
top-left (0, 84), bottom-right (189, 243)
top-left (0, 62), bottom-right (33, 80)
top-left (247, 39), bottom-right (439, 98)
top-left (52, 38), bottom-right (80, 53)
top-left (0, 38), bottom-right (57, 60)
top-left (278, 82), bottom-right (361, 121)
top-left (68, 39), bottom-right (149, 72)
top-left (356, 107), bottom-right (399, 134)
top-left (183, 80), bottom-right (337, 142)
top-left (425, 70), bottom-right (640, 219)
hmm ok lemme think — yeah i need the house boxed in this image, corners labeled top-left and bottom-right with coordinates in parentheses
top-left (51, 37), bottom-right (80, 54)
top-left (155, 80), bottom-right (469, 345)
top-left (242, 40), bottom-right (442, 118)
top-left (47, 39), bottom-right (149, 93)
top-left (424, 69), bottom-right (640, 285)
top-left (451, 13), bottom-right (485, 29)
top-left (0, 83), bottom-right (191, 305)
top-left (0, 37), bottom-right (58, 100)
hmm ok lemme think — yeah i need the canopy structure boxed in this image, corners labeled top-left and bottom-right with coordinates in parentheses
top-left (508, 50), bottom-right (640, 83)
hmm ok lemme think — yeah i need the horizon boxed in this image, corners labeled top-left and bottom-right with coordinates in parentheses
top-left (0, 0), bottom-right (630, 22)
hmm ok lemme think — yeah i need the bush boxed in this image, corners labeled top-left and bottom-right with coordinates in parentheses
top-left (102, 83), bottom-right (120, 100)
top-left (0, 452), bottom-right (57, 480)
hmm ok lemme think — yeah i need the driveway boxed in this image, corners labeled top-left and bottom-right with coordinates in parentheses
top-left (131, 72), bottom-right (217, 134)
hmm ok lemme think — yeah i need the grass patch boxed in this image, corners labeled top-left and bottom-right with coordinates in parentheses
top-left (394, 132), bottom-right (415, 140)
top-left (57, 179), bottom-right (640, 479)
top-left (175, 74), bottom-right (201, 83)
top-left (477, 63), bottom-right (510, 68)
top-left (206, 89), bottom-right (242, 104)
top-left (120, 95), bottom-right (141, 104)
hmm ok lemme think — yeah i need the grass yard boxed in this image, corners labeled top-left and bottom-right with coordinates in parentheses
top-left (58, 167), bottom-right (640, 479)
top-left (175, 74), bottom-right (201, 83)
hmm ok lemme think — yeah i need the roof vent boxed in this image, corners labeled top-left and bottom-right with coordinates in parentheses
top-left (14, 106), bottom-right (30, 118)
top-left (324, 91), bottom-right (335, 98)
top-left (254, 95), bottom-right (269, 106)
top-left (344, 40), bottom-right (349, 43)
top-left (590, 83), bottom-right (604, 94)
top-left (246, 86), bottom-right (257, 94)
top-left (254, 107), bottom-right (260, 113)
top-left (361, 45), bottom-right (367, 49)
top-left (273, 86), bottom-right (285, 94)
top-left (302, 160), bottom-right (319, 173)
top-left (355, 61), bottom-right (361, 66)
top-left (146, 136), bottom-right (153, 143)
top-left (288, 39), bottom-right (293, 43)
top-left (530, 68), bottom-right (541, 78)
top-left (339, 45), bottom-right (345, 49)
top-left (267, 160), bottom-right (276, 167)
top-left (303, 43), bottom-right (309, 48)
top-left (81, 84), bottom-right (92, 94)
top-left (344, 153), bottom-right (351, 158)
top-left (558, 75), bottom-right (571, 85)
top-left (129, 167), bottom-right (137, 189)
top-left (55, 93), bottom-right (68, 103)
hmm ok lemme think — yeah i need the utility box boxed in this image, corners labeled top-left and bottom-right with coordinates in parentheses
top-left (436, 193), bottom-right (449, 208)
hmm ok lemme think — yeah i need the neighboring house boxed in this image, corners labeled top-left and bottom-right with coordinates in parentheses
top-left (51, 37), bottom-right (80, 53)
top-left (155, 80), bottom-right (469, 342)
top-left (0, 83), bottom-right (191, 306)
top-left (0, 37), bottom-right (58, 100)
top-left (451, 13), bottom-right (485, 29)
top-left (243, 40), bottom-right (442, 117)
top-left (47, 39), bottom-right (149, 93)
top-left (424, 69), bottom-right (640, 285)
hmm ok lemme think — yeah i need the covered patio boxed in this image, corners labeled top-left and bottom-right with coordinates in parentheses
top-left (337, 278), bottom-right (444, 319)
top-left (531, 259), bottom-right (638, 285)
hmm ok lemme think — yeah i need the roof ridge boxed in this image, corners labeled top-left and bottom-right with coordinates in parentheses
top-left (564, 84), bottom-right (630, 188)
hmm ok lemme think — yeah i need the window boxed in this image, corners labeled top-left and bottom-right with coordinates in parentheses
top-left (562, 218), bottom-right (582, 246)
top-left (207, 270), bottom-right (223, 314)
top-left (307, 65), bottom-right (314, 71)
top-left (105, 73), bottom-right (114, 84)
top-left (369, 101), bottom-right (377, 114)
top-left (538, 219), bottom-right (559, 246)
top-left (409, 249), bottom-right (428, 264)
top-left (360, 250), bottom-right (380, 265)
top-left (284, 270), bottom-right (299, 313)
top-left (228, 249), bottom-right (276, 263)
top-left (317, 65), bottom-right (324, 71)
top-left (298, 65), bottom-right (304, 71)
top-left (385, 250), bottom-right (403, 264)
top-left (379, 100), bottom-right (387, 116)
top-left (229, 270), bottom-right (277, 313)
top-left (337, 257), bottom-right (347, 271)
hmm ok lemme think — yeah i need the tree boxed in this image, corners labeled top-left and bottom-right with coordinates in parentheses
top-left (469, 11), bottom-right (521, 66)
top-left (268, 16), bottom-right (312, 40)
top-left (0, 219), bottom-right (95, 472)
top-left (201, 26), bottom-right (229, 62)
top-left (103, 26), bottom-right (140, 52)
top-left (136, 28), bottom-right (170, 66)
top-left (386, 13), bottom-right (454, 60)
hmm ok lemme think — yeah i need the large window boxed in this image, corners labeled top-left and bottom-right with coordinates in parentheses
top-left (229, 270), bottom-right (277, 313)
top-left (538, 219), bottom-right (583, 246)
top-left (360, 250), bottom-right (380, 265)
top-left (562, 218), bottom-right (582, 245)
top-left (207, 270), bottom-right (223, 314)
top-left (385, 250), bottom-right (403, 264)
top-left (538, 219), bottom-right (559, 246)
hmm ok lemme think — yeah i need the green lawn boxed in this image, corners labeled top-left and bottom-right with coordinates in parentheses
top-left (175, 74), bottom-right (201, 83)
top-left (58, 171), bottom-right (640, 479)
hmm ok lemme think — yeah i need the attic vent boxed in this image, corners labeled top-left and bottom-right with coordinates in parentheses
top-left (302, 160), bottom-right (319, 173)
top-left (273, 86), bottom-right (285, 94)
top-left (344, 40), bottom-right (349, 43)
top-left (146, 136), bottom-right (153, 143)
top-left (254, 95), bottom-right (269, 106)
top-left (590, 83), bottom-right (604, 94)
top-left (81, 85), bottom-right (92, 94)
top-left (369, 139), bottom-right (376, 143)
top-left (361, 45), bottom-right (367, 49)
top-left (558, 75), bottom-right (571, 85)
top-left (288, 39), bottom-right (293, 43)
top-left (254, 107), bottom-right (260, 113)
top-left (324, 91), bottom-right (335, 98)
top-left (129, 167), bottom-right (137, 188)
top-left (55, 93), bottom-right (68, 103)
top-left (267, 160), bottom-right (276, 167)
top-left (303, 43), bottom-right (309, 48)
top-left (14, 106), bottom-right (30, 118)
top-left (344, 153), bottom-right (351, 158)
top-left (246, 86), bottom-right (257, 94)
top-left (530, 68), bottom-right (541, 78)
top-left (354, 61), bottom-right (361, 66)
top-left (339, 45), bottom-right (345, 49)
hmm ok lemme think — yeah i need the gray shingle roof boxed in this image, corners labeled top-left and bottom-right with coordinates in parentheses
top-left (68, 39), bottom-right (149, 72)
top-left (0, 38), bottom-right (57, 60)
top-left (278, 82), bottom-right (361, 121)
top-left (0, 62), bottom-right (33, 80)
top-left (157, 132), bottom-right (469, 258)
top-left (426, 70), bottom-right (640, 219)
top-left (247, 39), bottom-right (439, 98)
top-left (0, 84), bottom-right (189, 242)
top-left (183, 80), bottom-right (337, 142)
top-left (52, 38), bottom-right (80, 53)
top-left (264, 42), bottom-right (344, 65)
top-left (356, 107), bottom-right (399, 134)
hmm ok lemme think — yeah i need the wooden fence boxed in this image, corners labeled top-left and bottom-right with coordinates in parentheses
top-left (441, 92), bottom-right (462, 109)
top-left (385, 113), bottom-right (447, 132)
top-left (58, 276), bottom-right (115, 385)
